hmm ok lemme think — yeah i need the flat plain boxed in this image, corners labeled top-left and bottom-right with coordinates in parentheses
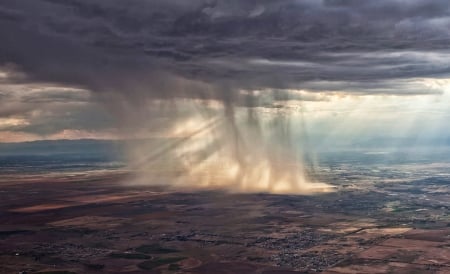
top-left (1, 162), bottom-right (449, 273)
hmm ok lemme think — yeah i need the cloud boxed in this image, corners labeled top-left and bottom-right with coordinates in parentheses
top-left (1, 0), bottom-right (450, 140)
top-left (1, 0), bottom-right (450, 96)
top-left (0, 77), bottom-right (113, 135)
top-left (0, 129), bottom-right (119, 143)
top-left (3, 1), bottom-right (450, 193)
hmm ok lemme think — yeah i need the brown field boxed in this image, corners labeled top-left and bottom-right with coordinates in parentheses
top-left (0, 172), bottom-right (449, 273)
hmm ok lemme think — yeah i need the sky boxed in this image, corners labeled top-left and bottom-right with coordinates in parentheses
top-left (1, 0), bottom-right (450, 145)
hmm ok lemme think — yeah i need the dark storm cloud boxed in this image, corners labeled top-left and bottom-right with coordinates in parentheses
top-left (1, 0), bottom-right (450, 97)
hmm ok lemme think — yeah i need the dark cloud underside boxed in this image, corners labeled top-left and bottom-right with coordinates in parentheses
top-left (1, 0), bottom-right (450, 96)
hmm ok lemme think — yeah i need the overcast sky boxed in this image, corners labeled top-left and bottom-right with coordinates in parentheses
top-left (1, 0), bottom-right (450, 144)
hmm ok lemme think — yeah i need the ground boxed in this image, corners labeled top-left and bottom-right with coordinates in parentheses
top-left (0, 169), bottom-right (449, 274)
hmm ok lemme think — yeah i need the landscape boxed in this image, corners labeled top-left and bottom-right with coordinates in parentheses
top-left (1, 1), bottom-right (450, 273)
top-left (0, 142), bottom-right (449, 273)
